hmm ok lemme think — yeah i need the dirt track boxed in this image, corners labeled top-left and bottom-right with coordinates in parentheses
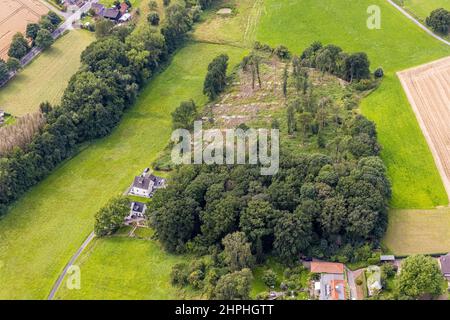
top-left (398, 57), bottom-right (450, 201)
top-left (0, 0), bottom-right (48, 59)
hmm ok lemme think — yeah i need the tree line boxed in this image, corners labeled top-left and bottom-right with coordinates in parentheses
top-left (0, 11), bottom-right (61, 81)
top-left (0, 0), bottom-right (221, 216)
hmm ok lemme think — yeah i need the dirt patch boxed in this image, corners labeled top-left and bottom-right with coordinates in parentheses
top-left (398, 56), bottom-right (450, 202)
top-left (0, 0), bottom-right (48, 59)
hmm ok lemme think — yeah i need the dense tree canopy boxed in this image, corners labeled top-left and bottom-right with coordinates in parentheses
top-left (8, 33), bottom-right (29, 59)
top-left (94, 196), bottom-right (130, 236)
top-left (0, 60), bottom-right (9, 83)
top-left (35, 29), bottom-right (54, 49)
top-left (396, 255), bottom-right (445, 299)
top-left (212, 268), bottom-right (253, 300)
top-left (426, 8), bottom-right (450, 34)
top-left (172, 100), bottom-right (198, 130)
top-left (203, 54), bottom-right (229, 100)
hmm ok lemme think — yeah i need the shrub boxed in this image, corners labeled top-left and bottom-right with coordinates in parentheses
top-left (170, 263), bottom-right (189, 286)
top-left (374, 67), bottom-right (384, 78)
top-left (147, 12), bottom-right (160, 26)
top-left (262, 269), bottom-right (277, 288)
top-left (273, 45), bottom-right (291, 59)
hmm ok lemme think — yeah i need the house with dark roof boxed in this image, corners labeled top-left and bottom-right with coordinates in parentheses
top-left (125, 201), bottom-right (147, 226)
top-left (439, 253), bottom-right (450, 282)
top-left (91, 3), bottom-right (105, 16)
top-left (103, 8), bottom-right (121, 21)
top-left (128, 170), bottom-right (166, 198)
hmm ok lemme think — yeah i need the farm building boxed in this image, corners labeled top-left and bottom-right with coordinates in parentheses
top-left (91, 3), bottom-right (105, 16)
top-left (119, 13), bottom-right (132, 22)
top-left (380, 255), bottom-right (395, 263)
top-left (310, 262), bottom-right (347, 300)
top-left (103, 8), bottom-right (121, 21)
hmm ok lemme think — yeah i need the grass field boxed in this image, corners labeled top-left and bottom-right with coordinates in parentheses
top-left (401, 0), bottom-right (450, 21)
top-left (55, 236), bottom-right (198, 299)
top-left (0, 30), bottom-right (94, 117)
top-left (384, 207), bottom-right (450, 255)
top-left (0, 43), bottom-right (245, 299)
top-left (257, 0), bottom-right (450, 208)
top-left (193, 0), bottom-right (263, 47)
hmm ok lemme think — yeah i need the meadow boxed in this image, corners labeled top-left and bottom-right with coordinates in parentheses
top-left (401, 0), bottom-right (450, 21)
top-left (257, 0), bottom-right (450, 208)
top-left (0, 30), bottom-right (94, 117)
top-left (0, 43), bottom-right (246, 299)
top-left (383, 207), bottom-right (450, 255)
top-left (55, 236), bottom-right (198, 299)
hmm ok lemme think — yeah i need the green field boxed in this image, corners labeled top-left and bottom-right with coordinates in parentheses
top-left (193, 0), bottom-right (262, 47)
top-left (0, 30), bottom-right (94, 117)
top-left (257, 0), bottom-right (450, 208)
top-left (402, 0), bottom-right (450, 21)
top-left (0, 42), bottom-right (245, 299)
top-left (384, 207), bottom-right (450, 255)
top-left (55, 236), bottom-right (197, 299)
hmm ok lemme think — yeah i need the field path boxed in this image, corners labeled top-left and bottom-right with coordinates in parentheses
top-left (47, 231), bottom-right (95, 300)
top-left (387, 0), bottom-right (450, 46)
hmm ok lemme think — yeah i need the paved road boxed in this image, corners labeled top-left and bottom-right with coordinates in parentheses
top-left (387, 0), bottom-right (450, 46)
top-left (47, 231), bottom-right (95, 300)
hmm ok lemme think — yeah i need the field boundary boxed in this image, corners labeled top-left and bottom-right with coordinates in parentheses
top-left (397, 56), bottom-right (450, 202)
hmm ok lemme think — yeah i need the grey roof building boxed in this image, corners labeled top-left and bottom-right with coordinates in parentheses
top-left (439, 253), bottom-right (450, 281)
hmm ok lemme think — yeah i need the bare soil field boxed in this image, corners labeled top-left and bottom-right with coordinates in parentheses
top-left (0, 0), bottom-right (48, 59)
top-left (398, 57), bottom-right (450, 202)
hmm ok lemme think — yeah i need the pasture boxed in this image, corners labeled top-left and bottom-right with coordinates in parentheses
top-left (0, 42), bottom-right (245, 299)
top-left (0, 0), bottom-right (48, 59)
top-left (256, 0), bottom-right (450, 208)
top-left (55, 236), bottom-right (198, 299)
top-left (383, 207), bottom-right (450, 255)
top-left (401, 0), bottom-right (450, 21)
top-left (193, 0), bottom-right (262, 47)
top-left (0, 30), bottom-right (94, 116)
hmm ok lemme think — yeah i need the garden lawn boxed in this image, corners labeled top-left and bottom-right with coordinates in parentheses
top-left (402, 0), bottom-right (450, 21)
top-left (55, 236), bottom-right (197, 299)
top-left (0, 30), bottom-right (94, 117)
top-left (0, 42), bottom-right (245, 299)
top-left (383, 207), bottom-right (450, 255)
top-left (257, 0), bottom-right (450, 208)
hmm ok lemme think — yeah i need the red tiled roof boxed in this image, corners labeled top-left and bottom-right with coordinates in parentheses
top-left (330, 279), bottom-right (346, 300)
top-left (120, 3), bottom-right (129, 13)
top-left (310, 261), bottom-right (345, 274)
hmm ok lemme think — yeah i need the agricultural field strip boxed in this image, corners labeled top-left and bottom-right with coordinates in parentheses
top-left (398, 57), bottom-right (450, 201)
